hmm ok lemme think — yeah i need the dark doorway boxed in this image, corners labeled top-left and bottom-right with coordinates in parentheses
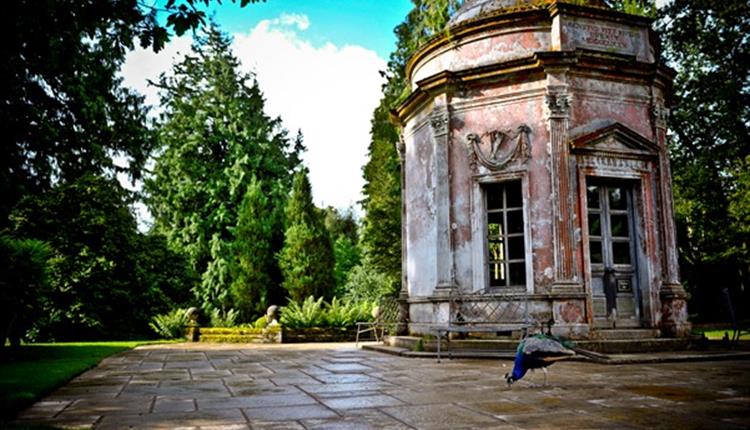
top-left (587, 180), bottom-right (641, 328)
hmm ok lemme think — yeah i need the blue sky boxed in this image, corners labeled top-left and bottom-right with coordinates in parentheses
top-left (207, 0), bottom-right (413, 59)
top-left (123, 1), bottom-right (414, 224)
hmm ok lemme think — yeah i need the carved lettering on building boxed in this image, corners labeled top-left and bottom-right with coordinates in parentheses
top-left (580, 155), bottom-right (648, 170)
top-left (568, 22), bottom-right (635, 51)
top-left (465, 125), bottom-right (531, 171)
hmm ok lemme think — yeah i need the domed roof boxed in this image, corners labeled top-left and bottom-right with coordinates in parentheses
top-left (449, 0), bottom-right (609, 27)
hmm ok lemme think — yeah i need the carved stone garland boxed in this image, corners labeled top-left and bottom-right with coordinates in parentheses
top-left (465, 125), bottom-right (531, 171)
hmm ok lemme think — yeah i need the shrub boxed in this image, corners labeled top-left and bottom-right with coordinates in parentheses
top-left (253, 315), bottom-right (268, 329)
top-left (343, 263), bottom-right (396, 302)
top-left (280, 296), bottom-right (325, 328)
top-left (209, 308), bottom-right (239, 327)
top-left (281, 296), bottom-right (375, 329)
top-left (324, 297), bottom-right (375, 328)
top-left (149, 308), bottom-right (190, 339)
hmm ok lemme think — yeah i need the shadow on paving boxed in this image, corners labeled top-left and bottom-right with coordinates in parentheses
top-left (11, 342), bottom-right (750, 429)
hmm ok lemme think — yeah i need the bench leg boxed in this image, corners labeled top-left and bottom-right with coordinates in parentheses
top-left (436, 330), bottom-right (442, 363)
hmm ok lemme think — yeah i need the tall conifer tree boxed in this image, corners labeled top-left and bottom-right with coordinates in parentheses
top-left (231, 178), bottom-right (274, 320)
top-left (147, 25), bottom-right (301, 316)
top-left (360, 0), bottom-right (460, 292)
top-left (278, 169), bottom-right (335, 302)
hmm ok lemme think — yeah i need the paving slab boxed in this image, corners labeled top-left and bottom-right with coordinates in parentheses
top-left (11, 342), bottom-right (750, 429)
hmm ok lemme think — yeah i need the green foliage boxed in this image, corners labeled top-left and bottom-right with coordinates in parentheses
top-left (11, 175), bottom-right (190, 340)
top-left (323, 206), bottom-right (360, 243)
top-left (1, 1), bottom-right (156, 231)
top-left (208, 308), bottom-right (240, 328)
top-left (280, 296), bottom-right (326, 329)
top-left (149, 309), bottom-right (190, 340)
top-left (148, 25), bottom-right (301, 316)
top-left (279, 296), bottom-right (374, 329)
top-left (360, 0), bottom-right (459, 291)
top-left (657, 0), bottom-right (750, 320)
top-left (253, 315), bottom-right (269, 329)
top-left (0, 235), bottom-right (52, 347)
top-left (278, 169), bottom-right (335, 302)
top-left (333, 236), bottom-right (362, 295)
top-left (343, 260), bottom-right (399, 302)
top-left (324, 297), bottom-right (375, 328)
top-left (413, 338), bottom-right (425, 352)
top-left (607, 0), bottom-right (656, 17)
top-left (231, 178), bottom-right (274, 321)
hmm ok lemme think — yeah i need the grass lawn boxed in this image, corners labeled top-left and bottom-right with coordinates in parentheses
top-left (698, 329), bottom-right (750, 340)
top-left (0, 341), bottom-right (163, 422)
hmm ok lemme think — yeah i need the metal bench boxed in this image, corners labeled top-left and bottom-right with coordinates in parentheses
top-left (355, 297), bottom-right (400, 346)
top-left (432, 289), bottom-right (535, 362)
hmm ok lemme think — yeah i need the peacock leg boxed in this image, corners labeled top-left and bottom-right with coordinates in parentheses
top-left (542, 367), bottom-right (548, 386)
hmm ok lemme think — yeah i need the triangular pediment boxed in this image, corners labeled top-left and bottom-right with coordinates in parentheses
top-left (569, 122), bottom-right (659, 157)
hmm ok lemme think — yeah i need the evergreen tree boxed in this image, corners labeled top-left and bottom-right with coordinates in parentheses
top-left (147, 25), bottom-right (301, 315)
top-left (360, 0), bottom-right (460, 292)
top-left (322, 207), bottom-right (362, 295)
top-left (656, 0), bottom-right (750, 320)
top-left (231, 178), bottom-right (275, 320)
top-left (278, 169), bottom-right (335, 302)
top-left (11, 174), bottom-right (192, 340)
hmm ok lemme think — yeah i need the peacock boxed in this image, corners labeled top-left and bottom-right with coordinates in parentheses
top-left (504, 333), bottom-right (575, 387)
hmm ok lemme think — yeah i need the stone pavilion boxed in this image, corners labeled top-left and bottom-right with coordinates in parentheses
top-left (391, 0), bottom-right (691, 339)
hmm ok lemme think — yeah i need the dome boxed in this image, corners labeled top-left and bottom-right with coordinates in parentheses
top-left (449, 0), bottom-right (610, 27)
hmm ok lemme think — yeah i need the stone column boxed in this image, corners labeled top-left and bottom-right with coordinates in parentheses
top-left (546, 88), bottom-right (580, 290)
top-left (396, 133), bottom-right (409, 335)
top-left (652, 103), bottom-right (691, 337)
top-left (430, 102), bottom-right (453, 295)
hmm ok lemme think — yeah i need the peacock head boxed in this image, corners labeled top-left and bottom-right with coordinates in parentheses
top-left (504, 372), bottom-right (516, 386)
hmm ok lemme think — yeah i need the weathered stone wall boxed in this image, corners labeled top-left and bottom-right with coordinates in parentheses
top-left (396, 1), bottom-right (690, 339)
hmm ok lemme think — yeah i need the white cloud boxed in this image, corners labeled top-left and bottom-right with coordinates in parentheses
top-left (120, 15), bottom-right (386, 215)
top-left (275, 13), bottom-right (310, 31)
top-left (232, 15), bottom-right (386, 210)
top-left (120, 36), bottom-right (193, 112)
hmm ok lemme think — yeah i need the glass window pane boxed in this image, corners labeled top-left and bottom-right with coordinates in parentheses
top-left (589, 240), bottom-right (603, 263)
top-left (609, 187), bottom-right (626, 210)
top-left (506, 182), bottom-right (522, 208)
top-left (613, 241), bottom-right (631, 264)
top-left (488, 240), bottom-right (505, 261)
top-left (509, 262), bottom-right (526, 286)
top-left (488, 212), bottom-right (503, 238)
top-left (507, 210), bottom-right (523, 234)
top-left (610, 214), bottom-right (629, 238)
top-left (587, 185), bottom-right (600, 209)
top-left (487, 185), bottom-right (503, 210)
top-left (489, 263), bottom-right (506, 286)
top-left (508, 236), bottom-right (524, 260)
top-left (588, 214), bottom-right (601, 236)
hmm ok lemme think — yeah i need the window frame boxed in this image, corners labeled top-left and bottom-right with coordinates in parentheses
top-left (472, 176), bottom-right (533, 294)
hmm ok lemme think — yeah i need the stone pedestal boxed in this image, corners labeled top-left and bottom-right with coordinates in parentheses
top-left (660, 284), bottom-right (692, 337)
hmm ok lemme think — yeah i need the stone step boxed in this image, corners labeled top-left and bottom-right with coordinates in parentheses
top-left (591, 328), bottom-right (662, 340)
top-left (385, 334), bottom-right (701, 355)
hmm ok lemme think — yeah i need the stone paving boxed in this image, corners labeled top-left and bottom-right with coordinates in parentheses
top-left (14, 342), bottom-right (750, 429)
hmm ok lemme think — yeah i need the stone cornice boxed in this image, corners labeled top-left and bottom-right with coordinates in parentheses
top-left (392, 49), bottom-right (670, 126)
top-left (405, 1), bottom-right (655, 89)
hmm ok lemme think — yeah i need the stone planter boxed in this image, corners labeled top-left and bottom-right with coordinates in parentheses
top-left (281, 327), bottom-right (357, 343)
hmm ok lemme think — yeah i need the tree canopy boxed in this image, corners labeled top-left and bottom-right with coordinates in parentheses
top-left (147, 25), bottom-right (302, 317)
top-left (657, 0), bottom-right (750, 319)
top-left (278, 169), bottom-right (336, 302)
top-left (360, 0), bottom-right (461, 292)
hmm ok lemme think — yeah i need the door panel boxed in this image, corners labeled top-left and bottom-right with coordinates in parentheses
top-left (587, 181), bottom-right (641, 328)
